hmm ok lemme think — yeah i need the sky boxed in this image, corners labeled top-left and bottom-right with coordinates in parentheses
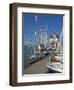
top-left (23, 13), bottom-right (63, 45)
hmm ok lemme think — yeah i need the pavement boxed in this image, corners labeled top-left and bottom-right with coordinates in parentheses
top-left (23, 56), bottom-right (49, 74)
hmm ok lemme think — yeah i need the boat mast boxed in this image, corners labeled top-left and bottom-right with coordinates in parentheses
top-left (56, 27), bottom-right (63, 53)
top-left (34, 15), bottom-right (37, 55)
